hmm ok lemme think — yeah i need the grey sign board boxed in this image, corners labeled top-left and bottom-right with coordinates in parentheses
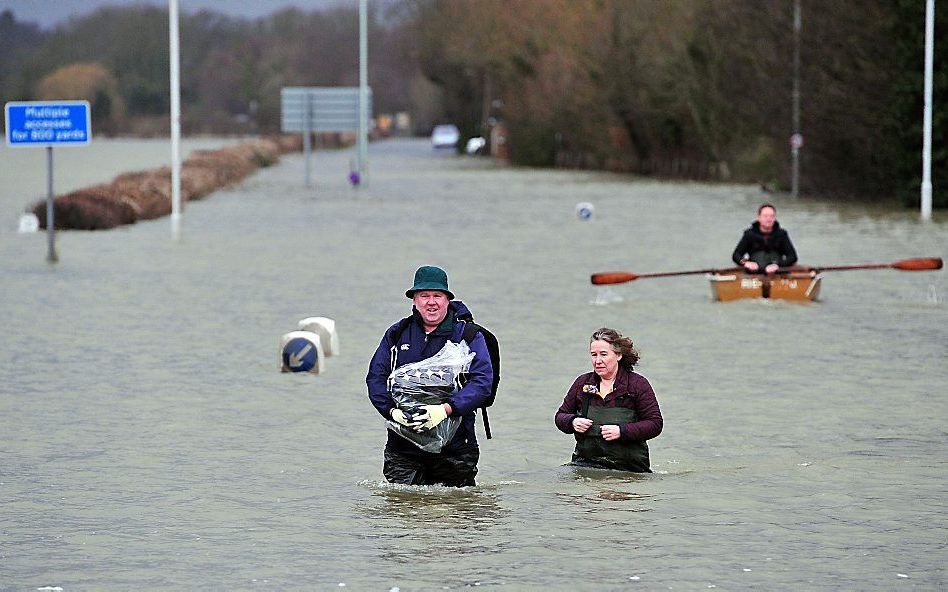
top-left (281, 87), bottom-right (372, 133)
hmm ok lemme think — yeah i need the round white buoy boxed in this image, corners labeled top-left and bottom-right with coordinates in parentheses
top-left (298, 317), bottom-right (339, 356)
top-left (18, 213), bottom-right (40, 233)
top-left (280, 330), bottom-right (325, 374)
top-left (575, 202), bottom-right (594, 220)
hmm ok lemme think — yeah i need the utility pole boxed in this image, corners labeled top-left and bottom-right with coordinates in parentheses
top-left (791, 0), bottom-right (802, 198)
top-left (169, 0), bottom-right (182, 238)
top-left (921, 0), bottom-right (935, 220)
top-left (358, 0), bottom-right (369, 186)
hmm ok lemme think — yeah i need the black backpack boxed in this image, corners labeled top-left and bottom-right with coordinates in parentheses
top-left (392, 314), bottom-right (501, 439)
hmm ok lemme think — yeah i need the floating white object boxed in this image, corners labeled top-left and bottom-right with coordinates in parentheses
top-left (298, 316), bottom-right (339, 356)
top-left (280, 331), bottom-right (324, 374)
top-left (18, 213), bottom-right (40, 233)
top-left (575, 202), bottom-right (594, 220)
top-left (465, 136), bottom-right (486, 154)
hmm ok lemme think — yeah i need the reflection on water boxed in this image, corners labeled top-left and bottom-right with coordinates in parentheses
top-left (354, 480), bottom-right (507, 531)
top-left (555, 490), bottom-right (652, 510)
top-left (559, 463), bottom-right (653, 483)
top-left (354, 481), bottom-right (510, 570)
top-left (553, 465), bottom-right (655, 512)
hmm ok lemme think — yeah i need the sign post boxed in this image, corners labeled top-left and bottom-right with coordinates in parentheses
top-left (5, 100), bottom-right (92, 263)
top-left (791, 0), bottom-right (802, 198)
top-left (359, 0), bottom-right (369, 185)
top-left (790, 132), bottom-right (804, 199)
top-left (920, 0), bottom-right (935, 221)
top-left (281, 87), bottom-right (372, 188)
top-left (169, 0), bottom-right (183, 238)
top-left (45, 146), bottom-right (54, 261)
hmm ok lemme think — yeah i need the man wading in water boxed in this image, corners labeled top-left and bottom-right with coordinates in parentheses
top-left (366, 266), bottom-right (493, 487)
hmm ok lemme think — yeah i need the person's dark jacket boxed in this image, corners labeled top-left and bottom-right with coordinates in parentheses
top-left (555, 367), bottom-right (663, 442)
top-left (731, 220), bottom-right (798, 267)
top-left (367, 300), bottom-right (493, 455)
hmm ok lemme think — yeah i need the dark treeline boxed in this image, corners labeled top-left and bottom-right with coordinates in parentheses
top-left (0, 4), bottom-right (429, 135)
top-left (412, 0), bottom-right (946, 207)
top-left (1, 1), bottom-right (944, 207)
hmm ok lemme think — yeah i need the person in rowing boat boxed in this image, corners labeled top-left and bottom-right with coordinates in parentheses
top-left (554, 328), bottom-right (663, 473)
top-left (731, 203), bottom-right (798, 274)
top-left (366, 265), bottom-right (494, 487)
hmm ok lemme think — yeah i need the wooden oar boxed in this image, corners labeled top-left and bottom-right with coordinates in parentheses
top-left (806, 257), bottom-right (943, 273)
top-left (591, 267), bottom-right (741, 285)
top-left (590, 257), bottom-right (942, 286)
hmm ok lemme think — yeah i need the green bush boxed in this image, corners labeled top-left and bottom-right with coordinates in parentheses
top-left (509, 124), bottom-right (556, 167)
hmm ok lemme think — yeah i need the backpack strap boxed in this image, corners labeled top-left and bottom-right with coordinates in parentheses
top-left (481, 408), bottom-right (492, 440)
top-left (461, 319), bottom-right (481, 343)
top-left (459, 320), bottom-right (493, 439)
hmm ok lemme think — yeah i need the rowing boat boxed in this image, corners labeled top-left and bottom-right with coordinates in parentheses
top-left (708, 270), bottom-right (822, 302)
top-left (591, 258), bottom-right (940, 300)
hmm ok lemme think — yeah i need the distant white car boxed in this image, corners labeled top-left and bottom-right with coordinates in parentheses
top-left (431, 124), bottom-right (460, 149)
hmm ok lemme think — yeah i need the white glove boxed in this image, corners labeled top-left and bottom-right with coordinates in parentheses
top-left (390, 408), bottom-right (424, 429)
top-left (413, 404), bottom-right (449, 432)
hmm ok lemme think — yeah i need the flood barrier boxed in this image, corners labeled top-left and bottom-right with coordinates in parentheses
top-left (28, 135), bottom-right (305, 230)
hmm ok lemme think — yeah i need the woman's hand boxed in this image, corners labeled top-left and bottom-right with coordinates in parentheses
top-left (600, 425), bottom-right (621, 441)
top-left (572, 417), bottom-right (593, 433)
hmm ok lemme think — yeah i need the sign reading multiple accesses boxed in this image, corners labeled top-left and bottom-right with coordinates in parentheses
top-left (4, 100), bottom-right (93, 263)
top-left (5, 101), bottom-right (91, 146)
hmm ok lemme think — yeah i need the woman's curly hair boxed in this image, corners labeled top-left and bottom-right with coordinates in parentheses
top-left (590, 327), bottom-right (639, 371)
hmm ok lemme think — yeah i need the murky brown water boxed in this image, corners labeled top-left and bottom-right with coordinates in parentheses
top-left (2, 138), bottom-right (946, 589)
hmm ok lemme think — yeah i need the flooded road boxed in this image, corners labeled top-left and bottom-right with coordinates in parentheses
top-left (2, 138), bottom-right (946, 590)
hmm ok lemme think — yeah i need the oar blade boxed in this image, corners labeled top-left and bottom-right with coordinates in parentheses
top-left (591, 272), bottom-right (638, 285)
top-left (892, 257), bottom-right (943, 271)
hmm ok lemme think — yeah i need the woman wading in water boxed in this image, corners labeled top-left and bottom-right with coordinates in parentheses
top-left (554, 328), bottom-right (663, 472)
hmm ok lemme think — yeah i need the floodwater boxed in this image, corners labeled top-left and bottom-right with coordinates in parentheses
top-left (1, 138), bottom-right (946, 590)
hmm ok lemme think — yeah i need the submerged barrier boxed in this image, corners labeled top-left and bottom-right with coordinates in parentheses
top-left (29, 135), bottom-right (305, 231)
top-left (281, 317), bottom-right (340, 374)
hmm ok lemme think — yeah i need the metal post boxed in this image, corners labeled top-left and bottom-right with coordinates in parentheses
top-left (791, 0), bottom-right (801, 198)
top-left (46, 146), bottom-right (58, 263)
top-left (921, 0), bottom-right (935, 220)
top-left (482, 70), bottom-right (493, 139)
top-left (358, 0), bottom-right (369, 186)
top-left (304, 95), bottom-right (312, 187)
top-left (169, 0), bottom-right (182, 238)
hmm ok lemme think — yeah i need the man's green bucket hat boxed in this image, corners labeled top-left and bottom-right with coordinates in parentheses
top-left (405, 265), bottom-right (454, 300)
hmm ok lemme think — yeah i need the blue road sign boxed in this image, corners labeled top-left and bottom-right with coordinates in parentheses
top-left (282, 337), bottom-right (318, 373)
top-left (5, 101), bottom-right (91, 146)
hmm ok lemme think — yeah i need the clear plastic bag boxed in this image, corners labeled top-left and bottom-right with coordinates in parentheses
top-left (386, 340), bottom-right (474, 452)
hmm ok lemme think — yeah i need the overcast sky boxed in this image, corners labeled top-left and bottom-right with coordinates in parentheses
top-left (0, 0), bottom-right (350, 29)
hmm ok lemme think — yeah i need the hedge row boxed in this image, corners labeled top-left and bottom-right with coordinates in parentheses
top-left (31, 135), bottom-right (303, 230)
